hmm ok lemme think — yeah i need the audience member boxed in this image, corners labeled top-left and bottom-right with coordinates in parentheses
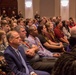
top-left (1, 10), bottom-right (7, 19)
top-left (0, 30), bottom-right (8, 52)
top-left (11, 11), bottom-right (17, 19)
top-left (69, 17), bottom-right (76, 28)
top-left (62, 20), bottom-right (71, 40)
top-left (1, 21), bottom-right (11, 33)
top-left (54, 21), bottom-right (70, 51)
top-left (45, 21), bottom-right (59, 42)
top-left (17, 11), bottom-right (23, 19)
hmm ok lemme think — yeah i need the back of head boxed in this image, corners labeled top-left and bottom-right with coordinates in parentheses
top-left (70, 26), bottom-right (76, 47)
top-left (28, 26), bottom-right (34, 34)
top-left (51, 52), bottom-right (76, 75)
top-left (55, 21), bottom-right (60, 27)
top-left (1, 20), bottom-right (8, 27)
top-left (37, 25), bottom-right (43, 34)
top-left (69, 37), bottom-right (76, 48)
top-left (14, 25), bottom-right (25, 33)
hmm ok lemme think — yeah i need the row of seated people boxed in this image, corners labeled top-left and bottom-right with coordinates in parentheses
top-left (0, 16), bottom-right (76, 75)
top-left (0, 35), bottom-right (76, 75)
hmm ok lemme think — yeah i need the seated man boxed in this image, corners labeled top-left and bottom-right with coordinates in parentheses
top-left (4, 31), bottom-right (50, 75)
top-left (14, 25), bottom-right (58, 73)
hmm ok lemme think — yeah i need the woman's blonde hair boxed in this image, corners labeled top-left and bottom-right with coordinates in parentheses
top-left (0, 30), bottom-right (5, 43)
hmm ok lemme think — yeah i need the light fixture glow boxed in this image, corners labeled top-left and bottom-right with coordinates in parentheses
top-left (25, 1), bottom-right (32, 8)
top-left (61, 0), bottom-right (69, 7)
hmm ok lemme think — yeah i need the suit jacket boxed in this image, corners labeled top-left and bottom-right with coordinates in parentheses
top-left (4, 45), bottom-right (34, 75)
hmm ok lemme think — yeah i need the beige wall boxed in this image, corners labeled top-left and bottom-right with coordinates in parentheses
top-left (17, 0), bottom-right (25, 18)
top-left (33, 0), bottom-right (40, 15)
top-left (17, 0), bottom-right (76, 21)
top-left (40, 0), bottom-right (55, 18)
top-left (33, 0), bottom-right (59, 18)
top-left (69, 0), bottom-right (76, 21)
top-left (18, 0), bottom-right (60, 18)
top-left (55, 0), bottom-right (60, 16)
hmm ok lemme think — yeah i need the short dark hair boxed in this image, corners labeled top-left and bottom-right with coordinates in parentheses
top-left (28, 25), bottom-right (36, 34)
top-left (69, 37), bottom-right (76, 47)
top-left (55, 21), bottom-right (60, 26)
top-left (37, 25), bottom-right (43, 34)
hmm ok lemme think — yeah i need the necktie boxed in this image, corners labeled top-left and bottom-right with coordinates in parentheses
top-left (17, 50), bottom-right (29, 74)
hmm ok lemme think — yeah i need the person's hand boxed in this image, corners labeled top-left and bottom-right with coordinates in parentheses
top-left (53, 53), bottom-right (61, 57)
top-left (31, 72), bottom-right (37, 75)
top-left (59, 43), bottom-right (64, 48)
top-left (32, 45), bottom-right (37, 48)
top-left (25, 49), bottom-right (35, 57)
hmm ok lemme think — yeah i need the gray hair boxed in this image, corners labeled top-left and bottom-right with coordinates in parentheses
top-left (14, 25), bottom-right (25, 33)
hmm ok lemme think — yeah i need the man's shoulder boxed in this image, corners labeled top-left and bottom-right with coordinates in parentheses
top-left (4, 46), bottom-right (10, 53)
top-left (27, 36), bottom-right (34, 41)
top-left (4, 46), bottom-right (13, 56)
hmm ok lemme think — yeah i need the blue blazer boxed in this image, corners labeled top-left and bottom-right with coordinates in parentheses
top-left (4, 45), bottom-right (34, 75)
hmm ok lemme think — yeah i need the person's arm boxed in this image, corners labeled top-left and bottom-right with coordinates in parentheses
top-left (43, 42), bottom-right (63, 49)
top-left (60, 37), bottom-right (69, 44)
top-left (25, 48), bottom-right (36, 57)
top-left (54, 28), bottom-right (69, 44)
top-left (31, 45), bottom-right (39, 52)
top-left (47, 39), bottom-right (61, 46)
top-left (25, 45), bottom-right (39, 57)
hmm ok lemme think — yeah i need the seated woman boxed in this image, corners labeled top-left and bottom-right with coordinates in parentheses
top-left (54, 21), bottom-right (70, 52)
top-left (37, 25), bottom-right (64, 52)
top-left (0, 30), bottom-right (8, 52)
top-left (45, 21), bottom-right (60, 42)
top-left (62, 20), bottom-right (71, 40)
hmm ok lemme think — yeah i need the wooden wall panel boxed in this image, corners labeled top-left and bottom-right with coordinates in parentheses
top-left (0, 0), bottom-right (18, 17)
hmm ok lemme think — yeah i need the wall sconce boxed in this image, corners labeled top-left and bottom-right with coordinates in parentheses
top-left (25, 1), bottom-right (32, 8)
top-left (61, 0), bottom-right (69, 7)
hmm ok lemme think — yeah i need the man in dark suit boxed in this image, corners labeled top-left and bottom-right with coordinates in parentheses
top-left (4, 31), bottom-right (50, 75)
